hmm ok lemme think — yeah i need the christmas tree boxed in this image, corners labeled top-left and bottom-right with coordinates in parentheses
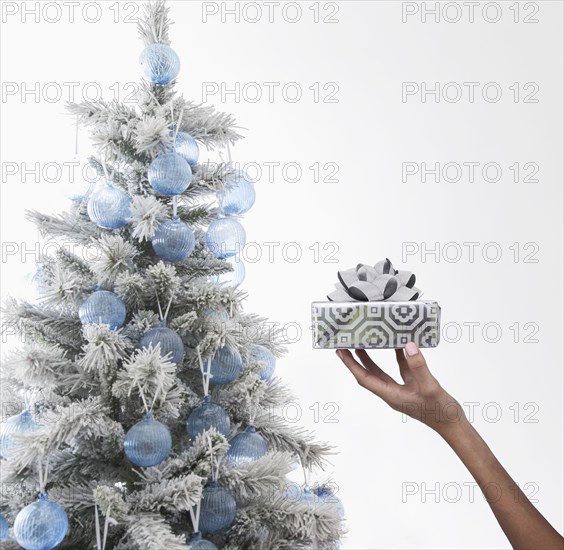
top-left (0, 2), bottom-right (344, 548)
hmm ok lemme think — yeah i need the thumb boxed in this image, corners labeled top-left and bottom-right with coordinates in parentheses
top-left (403, 342), bottom-right (436, 389)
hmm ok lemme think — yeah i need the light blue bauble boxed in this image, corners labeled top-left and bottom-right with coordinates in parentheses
top-left (174, 132), bottom-right (199, 166)
top-left (210, 256), bottom-right (245, 288)
top-left (204, 218), bottom-right (246, 259)
top-left (0, 409), bottom-right (40, 459)
top-left (124, 412), bottom-right (172, 468)
top-left (226, 425), bottom-right (268, 465)
top-left (199, 481), bottom-right (236, 534)
top-left (140, 322), bottom-right (184, 365)
top-left (87, 182), bottom-right (131, 229)
top-left (0, 513), bottom-right (8, 541)
top-left (314, 486), bottom-right (345, 518)
top-left (189, 532), bottom-right (218, 550)
top-left (218, 173), bottom-right (256, 216)
top-left (78, 290), bottom-right (126, 329)
top-left (14, 493), bottom-right (69, 550)
top-left (139, 43), bottom-right (180, 85)
top-left (186, 396), bottom-right (230, 440)
top-left (148, 152), bottom-right (192, 196)
top-left (210, 347), bottom-right (243, 385)
top-left (249, 344), bottom-right (276, 381)
top-left (201, 307), bottom-right (229, 323)
top-left (152, 217), bottom-right (196, 263)
top-left (299, 485), bottom-right (317, 505)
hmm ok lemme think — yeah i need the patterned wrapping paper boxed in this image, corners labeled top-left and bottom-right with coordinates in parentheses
top-left (311, 300), bottom-right (441, 349)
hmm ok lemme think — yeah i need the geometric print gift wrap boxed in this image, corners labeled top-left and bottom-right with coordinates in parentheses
top-left (311, 301), bottom-right (441, 349)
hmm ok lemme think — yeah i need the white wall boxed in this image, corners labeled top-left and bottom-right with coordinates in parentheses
top-left (1, 2), bottom-right (562, 549)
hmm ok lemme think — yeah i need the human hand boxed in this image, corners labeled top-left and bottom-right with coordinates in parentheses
top-left (336, 343), bottom-right (466, 436)
top-left (338, 343), bottom-right (564, 549)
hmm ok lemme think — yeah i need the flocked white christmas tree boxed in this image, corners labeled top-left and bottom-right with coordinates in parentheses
top-left (0, 2), bottom-right (344, 549)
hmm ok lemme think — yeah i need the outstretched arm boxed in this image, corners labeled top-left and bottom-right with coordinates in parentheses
top-left (337, 343), bottom-right (564, 550)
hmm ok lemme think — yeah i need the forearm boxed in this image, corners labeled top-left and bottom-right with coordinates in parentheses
top-left (440, 419), bottom-right (563, 550)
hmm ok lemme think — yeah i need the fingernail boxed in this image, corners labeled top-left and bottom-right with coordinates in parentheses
top-left (336, 349), bottom-right (343, 359)
top-left (405, 342), bottom-right (419, 356)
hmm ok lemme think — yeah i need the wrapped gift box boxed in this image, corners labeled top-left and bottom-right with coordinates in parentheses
top-left (311, 259), bottom-right (441, 349)
top-left (311, 300), bottom-right (441, 349)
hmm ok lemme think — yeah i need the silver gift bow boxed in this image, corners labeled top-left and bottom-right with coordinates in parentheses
top-left (327, 258), bottom-right (422, 302)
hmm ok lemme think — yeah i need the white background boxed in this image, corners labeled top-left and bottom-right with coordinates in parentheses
top-left (1, 1), bottom-right (563, 549)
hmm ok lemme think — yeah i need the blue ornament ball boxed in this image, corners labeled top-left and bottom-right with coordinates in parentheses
top-left (314, 486), bottom-right (345, 518)
top-left (299, 485), bottom-right (317, 505)
top-left (14, 493), bottom-right (69, 550)
top-left (201, 307), bottom-right (230, 323)
top-left (174, 132), bottom-right (199, 166)
top-left (124, 412), bottom-right (172, 468)
top-left (249, 345), bottom-right (276, 381)
top-left (199, 481), bottom-right (236, 534)
top-left (186, 396), bottom-right (231, 440)
top-left (189, 532), bottom-right (218, 550)
top-left (226, 425), bottom-right (268, 465)
top-left (210, 256), bottom-right (245, 288)
top-left (140, 322), bottom-right (184, 365)
top-left (204, 218), bottom-right (246, 259)
top-left (218, 173), bottom-right (256, 216)
top-left (148, 152), bottom-right (192, 196)
top-left (139, 43), bottom-right (180, 85)
top-left (210, 346), bottom-right (243, 385)
top-left (87, 182), bottom-right (132, 230)
top-left (152, 217), bottom-right (196, 263)
top-left (78, 290), bottom-right (126, 330)
top-left (0, 513), bottom-right (8, 541)
top-left (0, 409), bottom-right (40, 459)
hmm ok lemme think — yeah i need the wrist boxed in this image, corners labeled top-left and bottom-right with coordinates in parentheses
top-left (435, 412), bottom-right (473, 443)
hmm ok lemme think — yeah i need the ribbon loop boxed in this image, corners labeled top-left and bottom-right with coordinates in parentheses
top-left (348, 281), bottom-right (384, 301)
top-left (356, 264), bottom-right (379, 282)
top-left (327, 258), bottom-right (422, 302)
top-left (396, 270), bottom-right (416, 288)
top-left (374, 258), bottom-right (394, 274)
